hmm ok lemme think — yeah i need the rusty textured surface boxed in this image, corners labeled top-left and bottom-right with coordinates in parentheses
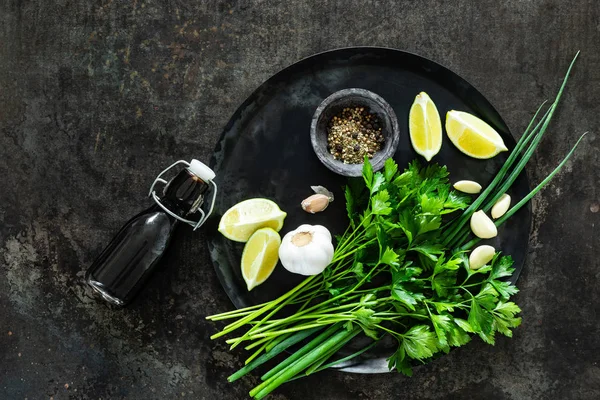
top-left (0, 1), bottom-right (598, 399)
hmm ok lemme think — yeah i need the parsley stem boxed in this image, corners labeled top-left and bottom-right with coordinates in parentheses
top-left (211, 276), bottom-right (317, 340)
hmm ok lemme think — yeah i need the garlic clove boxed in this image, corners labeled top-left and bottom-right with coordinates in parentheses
top-left (453, 180), bottom-right (482, 194)
top-left (469, 245), bottom-right (496, 270)
top-left (470, 210), bottom-right (498, 239)
top-left (311, 185), bottom-right (334, 202)
top-left (491, 194), bottom-right (511, 219)
top-left (301, 194), bottom-right (330, 214)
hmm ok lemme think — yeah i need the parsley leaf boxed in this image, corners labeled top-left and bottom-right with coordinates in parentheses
top-left (380, 247), bottom-right (401, 267)
top-left (362, 155), bottom-right (374, 190)
top-left (391, 283), bottom-right (424, 311)
top-left (401, 325), bottom-right (439, 360)
top-left (384, 158), bottom-right (399, 182)
top-left (430, 313), bottom-right (453, 347)
top-left (371, 190), bottom-right (392, 215)
top-left (468, 298), bottom-right (494, 334)
top-left (387, 346), bottom-right (413, 376)
top-left (344, 185), bottom-right (355, 228)
top-left (490, 255), bottom-right (515, 280)
top-left (371, 172), bottom-right (386, 195)
top-left (492, 301), bottom-right (522, 337)
top-left (352, 307), bottom-right (382, 340)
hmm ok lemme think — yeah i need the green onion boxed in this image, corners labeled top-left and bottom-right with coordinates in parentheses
top-left (227, 326), bottom-right (322, 382)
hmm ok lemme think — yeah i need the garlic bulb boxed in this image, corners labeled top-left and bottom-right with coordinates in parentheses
top-left (491, 194), bottom-right (511, 219)
top-left (469, 245), bottom-right (495, 270)
top-left (278, 224), bottom-right (334, 276)
top-left (470, 210), bottom-right (498, 239)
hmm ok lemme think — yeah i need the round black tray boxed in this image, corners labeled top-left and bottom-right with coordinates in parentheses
top-left (206, 47), bottom-right (531, 373)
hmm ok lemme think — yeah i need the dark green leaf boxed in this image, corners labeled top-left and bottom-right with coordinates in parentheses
top-left (371, 190), bottom-right (392, 215)
top-left (401, 325), bottom-right (439, 360)
top-left (352, 307), bottom-right (382, 340)
top-left (412, 244), bottom-right (445, 262)
top-left (446, 322), bottom-right (472, 347)
top-left (351, 262), bottom-right (366, 279)
top-left (478, 330), bottom-right (496, 345)
top-left (352, 307), bottom-right (382, 327)
top-left (444, 191), bottom-right (471, 211)
top-left (491, 280), bottom-right (519, 299)
top-left (391, 284), bottom-right (424, 311)
top-left (376, 225), bottom-right (388, 257)
top-left (392, 170), bottom-right (415, 189)
top-left (430, 314), bottom-right (453, 347)
top-left (433, 255), bottom-right (461, 274)
top-left (380, 247), bottom-right (400, 267)
top-left (392, 266), bottom-right (422, 284)
top-left (468, 298), bottom-right (494, 334)
top-left (371, 172), bottom-right (386, 195)
top-left (489, 255), bottom-right (515, 280)
top-left (492, 301), bottom-right (522, 338)
top-left (431, 271), bottom-right (457, 297)
top-left (416, 214), bottom-right (441, 235)
top-left (387, 346), bottom-right (413, 376)
top-left (494, 301), bottom-right (521, 318)
top-left (384, 158), bottom-right (399, 182)
top-left (467, 264), bottom-right (492, 276)
top-left (420, 163), bottom-right (448, 180)
top-left (453, 318), bottom-right (474, 333)
top-left (420, 194), bottom-right (445, 214)
top-left (431, 301), bottom-right (456, 313)
top-left (362, 156), bottom-right (374, 190)
top-left (359, 293), bottom-right (376, 306)
top-left (344, 185), bottom-right (355, 228)
top-left (397, 210), bottom-right (416, 244)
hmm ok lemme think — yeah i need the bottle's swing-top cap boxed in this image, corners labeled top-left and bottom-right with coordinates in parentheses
top-left (188, 159), bottom-right (216, 182)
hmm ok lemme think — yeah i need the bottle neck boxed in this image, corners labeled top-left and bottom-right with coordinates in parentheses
top-left (160, 169), bottom-right (209, 218)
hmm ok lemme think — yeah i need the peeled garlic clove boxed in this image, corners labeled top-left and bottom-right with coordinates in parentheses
top-left (491, 194), bottom-right (511, 219)
top-left (469, 245), bottom-right (496, 270)
top-left (470, 210), bottom-right (498, 239)
top-left (301, 194), bottom-right (330, 214)
top-left (453, 180), bottom-right (482, 194)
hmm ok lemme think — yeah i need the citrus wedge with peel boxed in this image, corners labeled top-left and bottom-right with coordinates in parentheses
top-left (218, 198), bottom-right (287, 242)
top-left (445, 110), bottom-right (508, 159)
top-left (409, 92), bottom-right (443, 162)
top-left (241, 228), bottom-right (281, 291)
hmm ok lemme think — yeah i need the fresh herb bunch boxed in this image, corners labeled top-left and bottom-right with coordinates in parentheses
top-left (207, 53), bottom-right (586, 399)
top-left (208, 159), bottom-right (521, 399)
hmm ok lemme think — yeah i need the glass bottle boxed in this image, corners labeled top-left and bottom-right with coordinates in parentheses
top-left (85, 160), bottom-right (217, 306)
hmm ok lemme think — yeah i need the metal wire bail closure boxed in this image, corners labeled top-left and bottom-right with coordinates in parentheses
top-left (148, 160), bottom-right (218, 231)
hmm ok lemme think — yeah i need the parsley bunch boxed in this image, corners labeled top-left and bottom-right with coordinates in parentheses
top-left (208, 159), bottom-right (522, 399)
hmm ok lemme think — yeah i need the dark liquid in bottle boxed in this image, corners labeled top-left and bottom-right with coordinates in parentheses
top-left (86, 169), bottom-right (208, 306)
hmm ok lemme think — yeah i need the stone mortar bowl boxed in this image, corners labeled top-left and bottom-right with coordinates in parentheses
top-left (310, 88), bottom-right (400, 177)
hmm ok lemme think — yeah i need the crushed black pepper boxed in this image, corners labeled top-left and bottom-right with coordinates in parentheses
top-left (327, 106), bottom-right (385, 164)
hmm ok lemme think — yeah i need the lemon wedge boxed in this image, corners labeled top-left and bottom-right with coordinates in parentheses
top-left (409, 92), bottom-right (443, 161)
top-left (445, 110), bottom-right (508, 159)
top-left (241, 228), bottom-right (281, 291)
top-left (218, 198), bottom-right (287, 242)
